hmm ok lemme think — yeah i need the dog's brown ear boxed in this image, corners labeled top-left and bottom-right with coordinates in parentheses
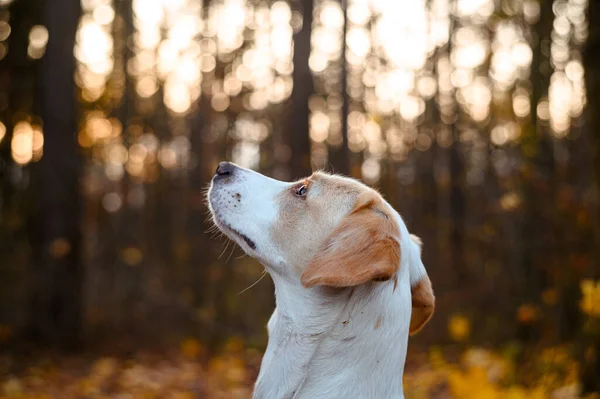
top-left (301, 192), bottom-right (401, 288)
top-left (409, 271), bottom-right (435, 335)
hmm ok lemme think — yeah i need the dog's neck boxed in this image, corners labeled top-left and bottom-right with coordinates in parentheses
top-left (253, 269), bottom-right (411, 399)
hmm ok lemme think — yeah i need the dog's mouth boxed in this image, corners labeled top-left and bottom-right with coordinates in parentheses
top-left (212, 215), bottom-right (257, 250)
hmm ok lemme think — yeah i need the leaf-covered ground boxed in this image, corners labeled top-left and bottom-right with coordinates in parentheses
top-left (1, 339), bottom-right (598, 399)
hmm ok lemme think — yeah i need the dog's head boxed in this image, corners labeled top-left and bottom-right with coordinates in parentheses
top-left (207, 162), bottom-right (434, 334)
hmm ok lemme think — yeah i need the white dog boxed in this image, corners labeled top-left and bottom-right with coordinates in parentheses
top-left (207, 162), bottom-right (434, 399)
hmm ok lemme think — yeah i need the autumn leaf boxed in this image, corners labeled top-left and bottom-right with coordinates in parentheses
top-left (180, 338), bottom-right (203, 359)
top-left (449, 314), bottom-right (471, 341)
top-left (541, 289), bottom-right (559, 306)
top-left (121, 247), bottom-right (143, 266)
top-left (580, 279), bottom-right (600, 317)
top-left (517, 304), bottom-right (540, 324)
top-left (0, 324), bottom-right (13, 343)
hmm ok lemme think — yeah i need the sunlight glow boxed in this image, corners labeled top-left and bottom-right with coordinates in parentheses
top-left (75, 8), bottom-right (114, 101)
top-left (11, 121), bottom-right (43, 165)
top-left (546, 0), bottom-right (588, 136)
top-left (70, 0), bottom-right (589, 183)
top-left (28, 25), bottom-right (48, 59)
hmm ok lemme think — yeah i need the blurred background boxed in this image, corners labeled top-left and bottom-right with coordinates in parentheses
top-left (0, 0), bottom-right (599, 397)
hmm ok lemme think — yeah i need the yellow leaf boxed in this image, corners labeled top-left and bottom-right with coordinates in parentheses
top-left (580, 279), bottom-right (600, 317)
top-left (1, 378), bottom-right (22, 397)
top-left (0, 324), bottom-right (12, 343)
top-left (49, 238), bottom-right (71, 258)
top-left (500, 192), bottom-right (521, 210)
top-left (449, 314), bottom-right (471, 341)
top-left (429, 347), bottom-right (446, 369)
top-left (180, 338), bottom-right (203, 359)
top-left (121, 247), bottom-right (143, 266)
top-left (541, 288), bottom-right (559, 306)
top-left (224, 337), bottom-right (244, 353)
top-left (169, 392), bottom-right (195, 399)
top-left (516, 304), bottom-right (539, 324)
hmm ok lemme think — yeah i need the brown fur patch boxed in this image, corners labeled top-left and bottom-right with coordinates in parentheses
top-left (409, 276), bottom-right (435, 335)
top-left (301, 191), bottom-right (401, 288)
top-left (374, 315), bottom-right (383, 330)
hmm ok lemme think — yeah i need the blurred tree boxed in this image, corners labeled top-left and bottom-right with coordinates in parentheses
top-left (30, 0), bottom-right (83, 350)
top-left (188, 0), bottom-right (214, 343)
top-left (517, 0), bottom-right (555, 343)
top-left (530, 0), bottom-right (554, 130)
top-left (289, 0), bottom-right (314, 178)
top-left (329, 0), bottom-right (349, 175)
top-left (449, 128), bottom-right (465, 280)
top-left (585, 0), bottom-right (600, 281)
top-left (582, 0), bottom-right (600, 392)
top-left (448, 8), bottom-right (466, 282)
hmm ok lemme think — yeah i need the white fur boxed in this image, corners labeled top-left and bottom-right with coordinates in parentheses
top-left (208, 164), bottom-right (426, 399)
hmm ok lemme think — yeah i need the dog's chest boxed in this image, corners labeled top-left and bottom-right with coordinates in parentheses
top-left (254, 283), bottom-right (411, 399)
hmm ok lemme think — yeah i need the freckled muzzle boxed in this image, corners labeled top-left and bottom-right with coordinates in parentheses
top-left (209, 162), bottom-right (258, 250)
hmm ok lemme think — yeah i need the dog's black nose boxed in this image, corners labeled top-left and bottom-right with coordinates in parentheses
top-left (214, 161), bottom-right (235, 179)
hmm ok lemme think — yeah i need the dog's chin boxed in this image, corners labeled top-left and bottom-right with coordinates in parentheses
top-left (212, 214), bottom-right (257, 251)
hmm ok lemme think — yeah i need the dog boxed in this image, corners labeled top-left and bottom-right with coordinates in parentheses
top-left (207, 162), bottom-right (434, 399)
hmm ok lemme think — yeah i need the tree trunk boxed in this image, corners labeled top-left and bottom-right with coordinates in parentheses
top-left (516, 0), bottom-right (554, 343)
top-left (449, 125), bottom-right (465, 280)
top-left (530, 0), bottom-right (553, 130)
top-left (31, 0), bottom-right (83, 350)
top-left (581, 0), bottom-right (600, 392)
top-left (330, 0), bottom-right (350, 175)
top-left (289, 0), bottom-right (314, 178)
top-left (447, 9), bottom-right (466, 281)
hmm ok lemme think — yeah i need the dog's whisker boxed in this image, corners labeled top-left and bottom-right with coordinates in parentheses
top-left (225, 243), bottom-right (237, 263)
top-left (211, 231), bottom-right (225, 240)
top-left (218, 239), bottom-right (231, 259)
top-left (237, 270), bottom-right (267, 295)
top-left (205, 225), bottom-right (219, 234)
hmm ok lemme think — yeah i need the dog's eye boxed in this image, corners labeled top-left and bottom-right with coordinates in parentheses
top-left (294, 184), bottom-right (307, 197)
